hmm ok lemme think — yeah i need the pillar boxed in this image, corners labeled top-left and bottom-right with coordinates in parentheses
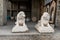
top-left (0, 0), bottom-right (7, 25)
top-left (32, 0), bottom-right (40, 21)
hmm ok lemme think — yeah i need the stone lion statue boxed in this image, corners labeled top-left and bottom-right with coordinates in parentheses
top-left (12, 11), bottom-right (29, 32)
top-left (35, 12), bottom-right (54, 33)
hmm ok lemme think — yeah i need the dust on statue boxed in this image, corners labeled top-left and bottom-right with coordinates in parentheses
top-left (12, 11), bottom-right (29, 32)
top-left (35, 12), bottom-right (54, 33)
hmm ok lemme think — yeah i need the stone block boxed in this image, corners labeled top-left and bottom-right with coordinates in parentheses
top-left (40, 33), bottom-right (53, 40)
top-left (0, 35), bottom-right (41, 40)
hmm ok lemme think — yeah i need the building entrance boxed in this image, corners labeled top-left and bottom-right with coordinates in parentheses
top-left (7, 0), bottom-right (32, 22)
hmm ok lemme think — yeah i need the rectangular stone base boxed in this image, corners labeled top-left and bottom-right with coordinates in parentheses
top-left (0, 33), bottom-right (53, 40)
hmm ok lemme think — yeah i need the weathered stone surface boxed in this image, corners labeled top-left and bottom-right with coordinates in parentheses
top-left (40, 33), bottom-right (53, 40)
top-left (0, 34), bottom-right (53, 40)
top-left (55, 0), bottom-right (60, 28)
top-left (0, 0), bottom-right (7, 25)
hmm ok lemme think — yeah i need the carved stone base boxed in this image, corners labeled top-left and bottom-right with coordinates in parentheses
top-left (35, 26), bottom-right (54, 33)
top-left (12, 25), bottom-right (29, 32)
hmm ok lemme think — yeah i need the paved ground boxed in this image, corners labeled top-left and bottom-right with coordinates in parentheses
top-left (52, 28), bottom-right (60, 40)
top-left (0, 21), bottom-right (60, 40)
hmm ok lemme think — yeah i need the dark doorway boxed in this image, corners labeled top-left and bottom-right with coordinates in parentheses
top-left (7, 0), bottom-right (32, 21)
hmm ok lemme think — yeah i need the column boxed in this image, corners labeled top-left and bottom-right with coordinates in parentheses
top-left (0, 0), bottom-right (7, 25)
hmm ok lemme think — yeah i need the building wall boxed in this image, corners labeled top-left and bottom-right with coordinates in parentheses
top-left (55, 0), bottom-right (60, 28)
top-left (0, 0), bottom-right (7, 25)
top-left (3, 0), bottom-right (7, 24)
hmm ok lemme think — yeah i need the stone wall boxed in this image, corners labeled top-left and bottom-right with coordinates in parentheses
top-left (0, 0), bottom-right (3, 25)
top-left (55, 0), bottom-right (60, 28)
top-left (0, 0), bottom-right (7, 25)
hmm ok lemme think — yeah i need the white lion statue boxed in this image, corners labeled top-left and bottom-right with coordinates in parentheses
top-left (12, 11), bottom-right (29, 32)
top-left (35, 12), bottom-right (54, 33)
